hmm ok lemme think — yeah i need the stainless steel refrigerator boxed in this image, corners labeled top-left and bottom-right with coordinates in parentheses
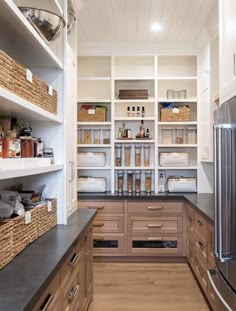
top-left (208, 96), bottom-right (236, 310)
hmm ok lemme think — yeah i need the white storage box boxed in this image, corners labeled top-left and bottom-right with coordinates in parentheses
top-left (77, 152), bottom-right (106, 167)
top-left (77, 177), bottom-right (106, 192)
top-left (159, 152), bottom-right (189, 167)
top-left (167, 177), bottom-right (197, 192)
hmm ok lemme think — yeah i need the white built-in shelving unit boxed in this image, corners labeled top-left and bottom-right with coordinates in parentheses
top-left (77, 55), bottom-right (198, 193)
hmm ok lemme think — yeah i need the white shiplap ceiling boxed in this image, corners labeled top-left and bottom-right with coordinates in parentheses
top-left (77, 0), bottom-right (217, 54)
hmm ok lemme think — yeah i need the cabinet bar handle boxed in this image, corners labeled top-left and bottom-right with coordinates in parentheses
top-left (94, 237), bottom-right (104, 241)
top-left (68, 285), bottom-right (79, 301)
top-left (147, 224), bottom-right (163, 228)
top-left (93, 222), bottom-right (105, 227)
top-left (196, 220), bottom-right (202, 226)
top-left (88, 206), bottom-right (104, 210)
top-left (147, 237), bottom-right (162, 241)
top-left (147, 206), bottom-right (163, 210)
top-left (70, 253), bottom-right (79, 266)
top-left (40, 294), bottom-right (54, 311)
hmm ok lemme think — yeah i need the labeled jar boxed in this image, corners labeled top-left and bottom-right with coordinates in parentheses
top-left (84, 129), bottom-right (91, 144)
top-left (145, 170), bottom-right (152, 194)
top-left (162, 128), bottom-right (173, 144)
top-left (93, 129), bottom-right (101, 144)
top-left (103, 129), bottom-right (110, 144)
top-left (135, 170), bottom-right (141, 194)
top-left (143, 145), bottom-right (150, 167)
top-left (176, 128), bottom-right (185, 144)
top-left (21, 137), bottom-right (29, 158)
top-left (115, 145), bottom-right (122, 166)
top-left (127, 170), bottom-right (133, 194)
top-left (77, 128), bottom-right (83, 144)
top-left (117, 170), bottom-right (124, 193)
top-left (135, 145), bottom-right (142, 167)
top-left (187, 127), bottom-right (197, 144)
top-left (124, 145), bottom-right (131, 167)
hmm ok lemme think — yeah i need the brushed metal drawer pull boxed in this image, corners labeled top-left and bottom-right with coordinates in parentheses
top-left (68, 285), bottom-right (79, 301)
top-left (196, 241), bottom-right (203, 249)
top-left (147, 206), bottom-right (163, 210)
top-left (93, 222), bottom-right (105, 227)
top-left (147, 237), bottom-right (162, 241)
top-left (88, 206), bottom-right (104, 210)
top-left (197, 220), bottom-right (202, 226)
top-left (147, 224), bottom-right (163, 228)
top-left (70, 253), bottom-right (79, 266)
top-left (94, 237), bottom-right (105, 241)
top-left (40, 294), bottom-right (54, 311)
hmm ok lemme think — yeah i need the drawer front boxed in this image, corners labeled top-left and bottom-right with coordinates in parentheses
top-left (194, 211), bottom-right (207, 238)
top-left (208, 223), bottom-right (215, 266)
top-left (127, 216), bottom-right (182, 235)
top-left (207, 279), bottom-right (225, 311)
top-left (93, 215), bottom-right (124, 234)
top-left (63, 273), bottom-right (80, 311)
top-left (186, 207), bottom-right (194, 241)
top-left (194, 230), bottom-right (207, 268)
top-left (78, 200), bottom-right (124, 214)
top-left (194, 256), bottom-right (208, 294)
top-left (59, 242), bottom-right (81, 290)
top-left (93, 234), bottom-right (124, 256)
top-left (187, 237), bottom-right (195, 270)
top-left (127, 201), bottom-right (183, 215)
top-left (127, 236), bottom-right (183, 256)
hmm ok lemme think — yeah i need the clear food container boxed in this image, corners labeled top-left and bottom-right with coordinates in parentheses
top-left (145, 170), bottom-right (152, 194)
top-left (77, 128), bottom-right (83, 144)
top-left (187, 127), bottom-right (197, 144)
top-left (135, 145), bottom-right (142, 167)
top-left (115, 145), bottom-right (122, 167)
top-left (124, 145), bottom-right (131, 167)
top-left (135, 170), bottom-right (141, 194)
top-left (162, 128), bottom-right (173, 144)
top-left (117, 170), bottom-right (124, 193)
top-left (93, 129), bottom-right (101, 144)
top-left (175, 128), bottom-right (185, 144)
top-left (127, 170), bottom-right (133, 194)
top-left (143, 145), bottom-right (150, 167)
top-left (84, 129), bottom-right (91, 144)
top-left (103, 129), bottom-right (110, 144)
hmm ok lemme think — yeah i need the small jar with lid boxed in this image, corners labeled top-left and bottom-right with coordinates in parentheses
top-left (93, 129), bottom-right (101, 144)
top-left (84, 129), bottom-right (91, 144)
top-left (186, 127), bottom-right (197, 144)
top-left (135, 145), bottom-right (142, 167)
top-left (162, 128), bottom-right (173, 144)
top-left (145, 170), bottom-right (152, 194)
top-left (124, 145), bottom-right (131, 167)
top-left (115, 145), bottom-right (122, 167)
top-left (135, 170), bottom-right (141, 194)
top-left (143, 145), bottom-right (150, 167)
top-left (175, 128), bottom-right (185, 144)
top-left (127, 170), bottom-right (133, 194)
top-left (117, 170), bottom-right (124, 193)
top-left (103, 129), bottom-right (110, 144)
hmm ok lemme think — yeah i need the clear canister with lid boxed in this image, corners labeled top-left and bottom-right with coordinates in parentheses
top-left (162, 128), bottom-right (173, 144)
top-left (103, 129), bottom-right (110, 144)
top-left (93, 129), bottom-right (101, 144)
top-left (143, 145), bottom-right (150, 167)
top-left (186, 127), bottom-right (197, 144)
top-left (84, 129), bottom-right (91, 144)
top-left (135, 145), bottom-right (142, 167)
top-left (117, 170), bottom-right (124, 193)
top-left (145, 170), bottom-right (152, 194)
top-left (125, 144), bottom-right (131, 167)
top-left (127, 170), bottom-right (133, 194)
top-left (135, 170), bottom-right (141, 194)
top-left (115, 144), bottom-right (122, 167)
top-left (77, 128), bottom-right (83, 144)
top-left (175, 128), bottom-right (185, 144)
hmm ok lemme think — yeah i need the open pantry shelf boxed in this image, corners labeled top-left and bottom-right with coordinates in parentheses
top-left (77, 144), bottom-right (111, 148)
top-left (158, 121), bottom-right (198, 125)
top-left (78, 77), bottom-right (111, 81)
top-left (115, 98), bottom-right (155, 103)
top-left (114, 140), bottom-right (155, 144)
top-left (158, 144), bottom-right (197, 148)
top-left (158, 166), bottom-right (198, 170)
top-left (77, 98), bottom-right (111, 103)
top-left (77, 167), bottom-right (111, 170)
top-left (158, 98), bottom-right (197, 103)
top-left (114, 117), bottom-right (155, 121)
top-left (77, 122), bottom-right (112, 126)
top-left (158, 76), bottom-right (197, 80)
top-left (114, 77), bottom-right (154, 80)
top-left (115, 167), bottom-right (155, 170)
top-left (0, 0), bottom-right (63, 69)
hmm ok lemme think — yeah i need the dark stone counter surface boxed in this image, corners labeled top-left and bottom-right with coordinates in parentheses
top-left (78, 192), bottom-right (214, 224)
top-left (0, 208), bottom-right (97, 311)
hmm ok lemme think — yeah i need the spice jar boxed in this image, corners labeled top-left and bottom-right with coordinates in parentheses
top-left (93, 129), bottom-right (101, 144)
top-left (77, 129), bottom-right (83, 144)
top-left (115, 145), bottom-right (122, 166)
top-left (187, 127), bottom-right (197, 144)
top-left (117, 170), bottom-right (124, 193)
top-left (124, 145), bottom-right (131, 167)
top-left (84, 129), bottom-right (91, 144)
top-left (175, 128), bottom-right (185, 144)
top-left (162, 128), bottom-right (173, 144)
top-left (145, 170), bottom-right (152, 194)
top-left (28, 137), bottom-right (34, 158)
top-left (21, 137), bottom-right (29, 158)
top-left (135, 170), bottom-right (141, 194)
top-left (135, 145), bottom-right (142, 167)
top-left (143, 145), bottom-right (150, 167)
top-left (127, 170), bottom-right (133, 194)
top-left (103, 129), bottom-right (110, 144)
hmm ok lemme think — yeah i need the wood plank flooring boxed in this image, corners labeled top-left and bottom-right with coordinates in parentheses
top-left (89, 263), bottom-right (209, 311)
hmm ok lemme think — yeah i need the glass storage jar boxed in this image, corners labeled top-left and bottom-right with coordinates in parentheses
top-left (175, 128), bottom-right (185, 144)
top-left (143, 145), bottom-right (150, 167)
top-left (77, 128), bottom-right (83, 144)
top-left (103, 129), bottom-right (110, 144)
top-left (124, 145), bottom-right (131, 167)
top-left (145, 170), bottom-right (152, 194)
top-left (93, 129), bottom-right (101, 144)
top-left (162, 128), bottom-right (173, 144)
top-left (127, 170), bottom-right (133, 194)
top-left (117, 170), bottom-right (124, 193)
top-left (115, 145), bottom-right (122, 167)
top-left (135, 145), bottom-right (142, 167)
top-left (84, 129), bottom-right (91, 144)
top-left (135, 170), bottom-right (141, 194)
top-left (186, 127), bottom-right (197, 144)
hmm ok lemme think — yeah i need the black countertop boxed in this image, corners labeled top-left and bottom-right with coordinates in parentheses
top-left (78, 192), bottom-right (214, 224)
top-left (0, 208), bottom-right (97, 311)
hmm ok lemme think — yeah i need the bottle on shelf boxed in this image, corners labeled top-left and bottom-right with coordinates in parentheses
top-left (137, 106), bottom-right (141, 117)
top-left (141, 106), bottom-right (145, 117)
top-left (139, 120), bottom-right (145, 138)
top-left (127, 106), bottom-right (131, 117)
top-left (127, 170), bottom-right (133, 194)
top-left (117, 128), bottom-right (122, 139)
top-left (117, 170), bottom-right (124, 194)
top-left (132, 106), bottom-right (136, 117)
top-left (146, 128), bottom-right (150, 138)
top-left (122, 122), bottom-right (126, 138)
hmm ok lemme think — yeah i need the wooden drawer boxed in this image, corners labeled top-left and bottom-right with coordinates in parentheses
top-left (93, 234), bottom-right (124, 256)
top-left (127, 216), bottom-right (183, 235)
top-left (78, 200), bottom-right (124, 214)
top-left (32, 274), bottom-right (62, 311)
top-left (59, 241), bottom-right (81, 290)
top-left (92, 215), bottom-right (124, 234)
top-left (127, 201), bottom-right (183, 215)
top-left (127, 236), bottom-right (183, 256)
top-left (194, 256), bottom-right (208, 294)
top-left (187, 237), bottom-right (195, 270)
top-left (194, 230), bottom-right (207, 268)
top-left (207, 278), bottom-right (225, 311)
top-left (194, 211), bottom-right (207, 238)
top-left (186, 206), bottom-right (194, 241)
top-left (63, 273), bottom-right (80, 311)
top-left (208, 223), bottom-right (215, 266)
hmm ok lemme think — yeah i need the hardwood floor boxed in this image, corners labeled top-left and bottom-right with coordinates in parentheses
top-left (89, 263), bottom-right (209, 311)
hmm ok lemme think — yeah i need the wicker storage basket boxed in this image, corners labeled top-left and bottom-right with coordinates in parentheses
top-left (14, 61), bottom-right (41, 105)
top-left (0, 220), bottom-right (14, 270)
top-left (160, 107), bottom-right (190, 122)
top-left (40, 81), bottom-right (57, 114)
top-left (37, 199), bottom-right (57, 237)
top-left (78, 107), bottom-right (106, 122)
top-left (0, 50), bottom-right (14, 92)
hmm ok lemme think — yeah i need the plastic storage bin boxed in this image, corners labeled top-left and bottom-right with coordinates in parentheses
top-left (77, 152), bottom-right (106, 167)
top-left (159, 152), bottom-right (189, 167)
top-left (77, 177), bottom-right (106, 192)
top-left (167, 177), bottom-right (197, 192)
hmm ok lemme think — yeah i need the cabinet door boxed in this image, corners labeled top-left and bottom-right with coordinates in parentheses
top-left (220, 0), bottom-right (236, 102)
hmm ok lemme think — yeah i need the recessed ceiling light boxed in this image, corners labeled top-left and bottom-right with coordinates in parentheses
top-left (151, 24), bottom-right (163, 32)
